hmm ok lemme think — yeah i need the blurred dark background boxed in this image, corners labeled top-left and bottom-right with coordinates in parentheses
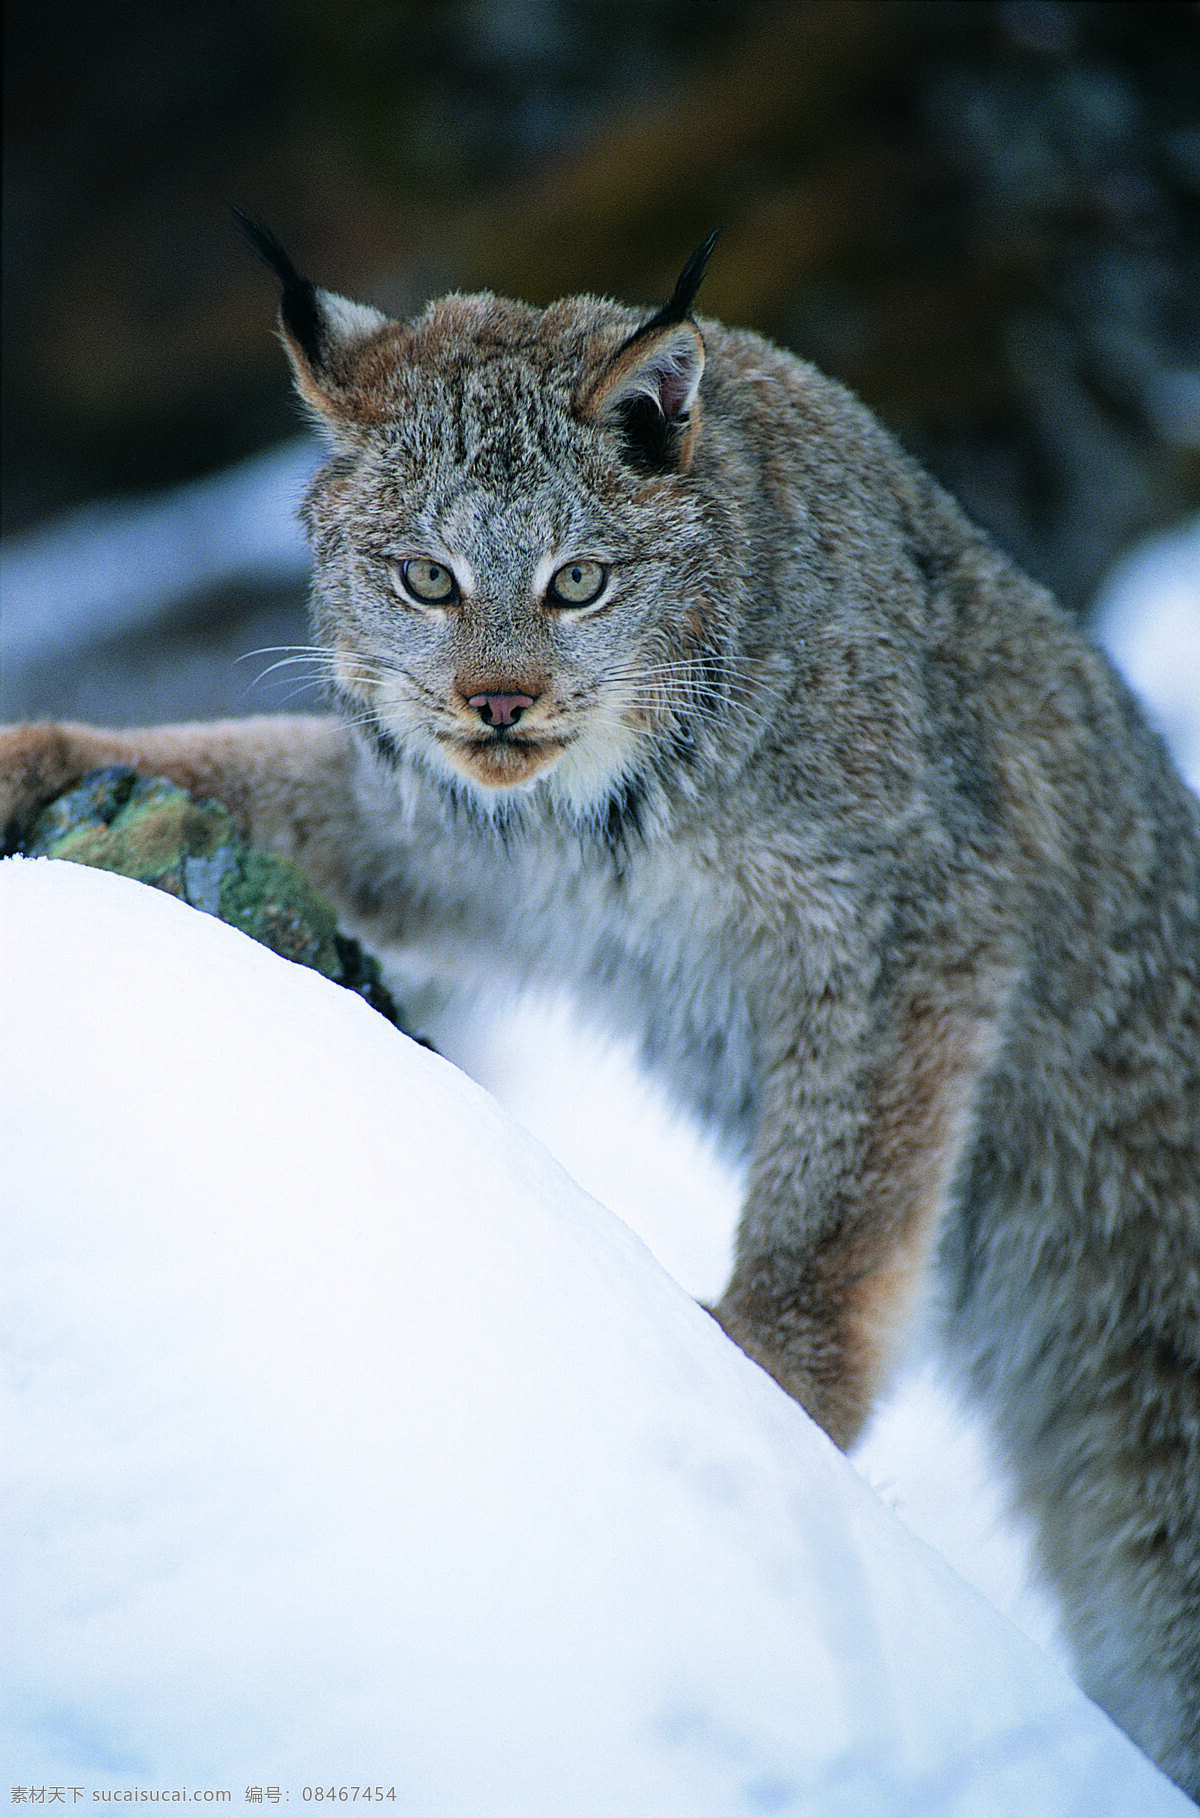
top-left (3, 0), bottom-right (1199, 720)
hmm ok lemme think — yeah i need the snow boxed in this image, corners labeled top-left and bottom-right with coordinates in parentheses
top-left (0, 439), bottom-right (319, 669)
top-left (1092, 513), bottom-right (1200, 793)
top-left (0, 860), bottom-right (1191, 1813)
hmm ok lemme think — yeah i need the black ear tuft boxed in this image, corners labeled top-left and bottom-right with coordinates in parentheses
top-left (636, 228), bottom-right (721, 338)
top-left (578, 235), bottom-right (716, 475)
top-left (230, 206), bottom-right (326, 369)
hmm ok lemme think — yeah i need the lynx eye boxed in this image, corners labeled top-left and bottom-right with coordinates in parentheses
top-left (548, 558), bottom-right (609, 608)
top-left (390, 556), bottom-right (459, 606)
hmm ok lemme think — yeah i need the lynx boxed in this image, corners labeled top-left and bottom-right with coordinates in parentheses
top-left (3, 222), bottom-right (1198, 1793)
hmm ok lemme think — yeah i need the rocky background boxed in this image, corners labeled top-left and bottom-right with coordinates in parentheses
top-left (4, 0), bottom-right (1199, 722)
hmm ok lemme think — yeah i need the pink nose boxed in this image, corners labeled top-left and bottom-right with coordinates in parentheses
top-left (467, 691), bottom-right (536, 728)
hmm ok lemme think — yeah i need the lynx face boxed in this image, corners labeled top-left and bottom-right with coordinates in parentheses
top-left (302, 389), bottom-right (689, 812)
top-left (262, 237), bottom-right (737, 823)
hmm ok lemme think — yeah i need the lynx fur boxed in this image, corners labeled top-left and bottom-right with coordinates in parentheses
top-left (3, 225), bottom-right (1198, 1793)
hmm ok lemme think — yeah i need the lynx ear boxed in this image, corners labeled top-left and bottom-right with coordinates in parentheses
top-left (579, 229), bottom-right (719, 473)
top-left (232, 209), bottom-right (389, 425)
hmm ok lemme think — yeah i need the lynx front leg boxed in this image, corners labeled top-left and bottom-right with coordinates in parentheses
top-left (714, 954), bottom-right (1012, 1449)
top-left (1, 715), bottom-right (362, 911)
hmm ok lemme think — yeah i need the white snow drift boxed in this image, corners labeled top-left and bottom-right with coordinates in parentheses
top-left (1, 857), bottom-right (1189, 1814)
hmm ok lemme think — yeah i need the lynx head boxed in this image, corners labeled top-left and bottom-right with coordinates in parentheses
top-left (239, 216), bottom-right (744, 826)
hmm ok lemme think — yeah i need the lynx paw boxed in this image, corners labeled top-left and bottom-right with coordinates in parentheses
top-left (0, 723), bottom-right (89, 847)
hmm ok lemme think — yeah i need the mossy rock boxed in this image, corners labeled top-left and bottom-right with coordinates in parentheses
top-left (21, 766), bottom-right (412, 1031)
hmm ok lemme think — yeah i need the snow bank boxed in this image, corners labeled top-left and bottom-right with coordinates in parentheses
top-left (1, 859), bottom-right (1188, 1813)
top-left (0, 439), bottom-right (319, 669)
top-left (1093, 512), bottom-right (1200, 792)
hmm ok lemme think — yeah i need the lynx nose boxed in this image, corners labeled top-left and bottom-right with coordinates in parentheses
top-left (467, 691), bottom-right (536, 728)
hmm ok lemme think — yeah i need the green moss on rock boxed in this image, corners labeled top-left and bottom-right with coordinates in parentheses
top-left (21, 766), bottom-right (410, 1029)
